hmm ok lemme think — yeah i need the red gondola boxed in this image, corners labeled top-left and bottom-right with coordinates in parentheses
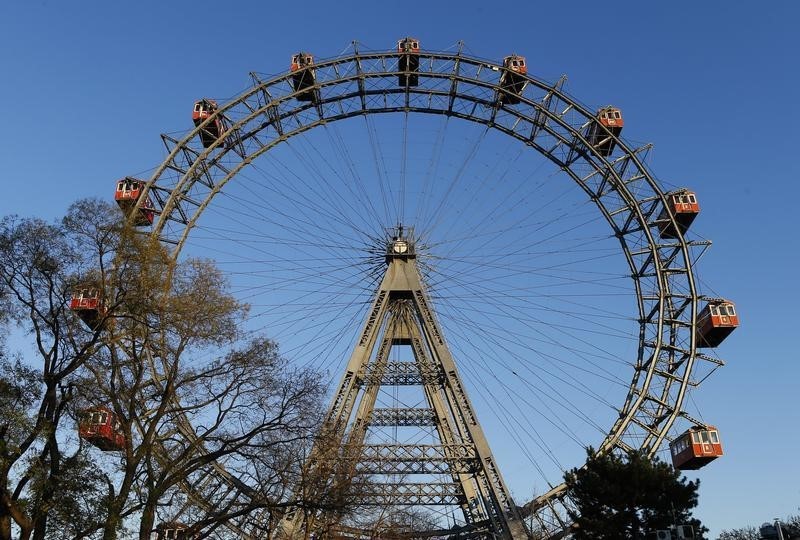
top-left (657, 190), bottom-right (700, 239)
top-left (397, 37), bottom-right (420, 87)
top-left (70, 286), bottom-right (106, 330)
top-left (192, 99), bottom-right (226, 148)
top-left (115, 178), bottom-right (155, 226)
top-left (585, 106), bottom-right (624, 157)
top-left (669, 426), bottom-right (723, 470)
top-left (696, 300), bottom-right (739, 347)
top-left (78, 406), bottom-right (125, 451)
top-left (155, 522), bottom-right (194, 540)
top-left (290, 53), bottom-right (317, 102)
top-left (499, 55), bottom-right (527, 105)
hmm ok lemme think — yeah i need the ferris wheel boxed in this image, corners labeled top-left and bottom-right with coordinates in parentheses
top-left (77, 38), bottom-right (739, 539)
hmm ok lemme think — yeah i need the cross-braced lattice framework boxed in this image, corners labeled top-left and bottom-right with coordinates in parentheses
top-left (281, 238), bottom-right (527, 539)
top-left (124, 43), bottom-right (725, 538)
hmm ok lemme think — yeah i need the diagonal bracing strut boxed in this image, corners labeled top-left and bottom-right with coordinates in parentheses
top-left (284, 230), bottom-right (527, 539)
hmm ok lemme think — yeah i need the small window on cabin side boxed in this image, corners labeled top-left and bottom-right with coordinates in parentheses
top-left (726, 305), bottom-right (736, 316)
top-left (691, 432), bottom-right (700, 444)
top-left (709, 431), bottom-right (719, 443)
top-left (701, 431), bottom-right (711, 443)
top-left (614, 111), bottom-right (621, 118)
top-left (688, 194), bottom-right (696, 204)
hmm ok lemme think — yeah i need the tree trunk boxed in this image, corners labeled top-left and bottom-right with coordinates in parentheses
top-left (102, 508), bottom-right (120, 540)
top-left (0, 513), bottom-right (10, 540)
top-left (30, 511), bottom-right (48, 540)
top-left (1, 490), bottom-right (33, 540)
top-left (139, 502), bottom-right (156, 540)
top-left (0, 486), bottom-right (10, 540)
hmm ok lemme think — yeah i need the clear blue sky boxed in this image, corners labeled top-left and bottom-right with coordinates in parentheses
top-left (1, 1), bottom-right (798, 537)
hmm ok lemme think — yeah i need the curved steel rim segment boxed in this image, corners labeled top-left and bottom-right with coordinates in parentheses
top-left (134, 48), bottom-right (712, 536)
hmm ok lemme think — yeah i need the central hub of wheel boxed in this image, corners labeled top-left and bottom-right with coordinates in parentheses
top-left (385, 225), bottom-right (416, 263)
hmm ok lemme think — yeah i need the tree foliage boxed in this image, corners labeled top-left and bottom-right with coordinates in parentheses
top-left (0, 199), bottom-right (328, 539)
top-left (717, 526), bottom-right (760, 540)
top-left (719, 514), bottom-right (800, 540)
top-left (564, 447), bottom-right (707, 540)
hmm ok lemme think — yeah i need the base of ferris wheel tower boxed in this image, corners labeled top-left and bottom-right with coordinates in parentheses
top-left (281, 227), bottom-right (528, 540)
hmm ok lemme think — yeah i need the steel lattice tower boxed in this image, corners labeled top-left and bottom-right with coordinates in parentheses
top-left (284, 229), bottom-right (527, 539)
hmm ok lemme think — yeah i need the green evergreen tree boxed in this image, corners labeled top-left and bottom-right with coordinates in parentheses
top-left (564, 447), bottom-right (707, 539)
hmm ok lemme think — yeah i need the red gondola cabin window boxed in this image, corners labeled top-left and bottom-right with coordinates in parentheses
top-left (192, 99), bottom-right (217, 122)
top-left (290, 53), bottom-right (314, 72)
top-left (499, 55), bottom-right (527, 105)
top-left (696, 300), bottom-right (739, 347)
top-left (670, 427), bottom-right (723, 470)
top-left (586, 106), bottom-right (624, 156)
top-left (397, 38), bottom-right (421, 87)
top-left (192, 99), bottom-right (226, 148)
top-left (115, 178), bottom-right (142, 202)
top-left (79, 407), bottom-right (125, 452)
top-left (115, 178), bottom-right (155, 226)
top-left (671, 191), bottom-right (699, 212)
top-left (657, 190), bottom-right (700, 239)
top-left (397, 37), bottom-right (420, 53)
top-left (70, 287), bottom-right (100, 311)
top-left (156, 523), bottom-right (193, 540)
top-left (503, 55), bottom-right (527, 75)
top-left (290, 53), bottom-right (318, 102)
top-left (598, 107), bottom-right (624, 128)
top-left (70, 286), bottom-right (106, 329)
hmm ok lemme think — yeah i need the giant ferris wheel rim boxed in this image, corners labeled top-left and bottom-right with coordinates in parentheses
top-left (128, 44), bottom-right (710, 535)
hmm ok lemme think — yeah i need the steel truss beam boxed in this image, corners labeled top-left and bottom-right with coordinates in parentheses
top-left (133, 47), bottom-right (718, 540)
top-left (368, 408), bottom-right (438, 426)
top-left (355, 482), bottom-right (464, 506)
top-left (360, 361), bottom-right (442, 386)
top-left (281, 248), bottom-right (527, 539)
top-left (351, 443), bottom-right (479, 475)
